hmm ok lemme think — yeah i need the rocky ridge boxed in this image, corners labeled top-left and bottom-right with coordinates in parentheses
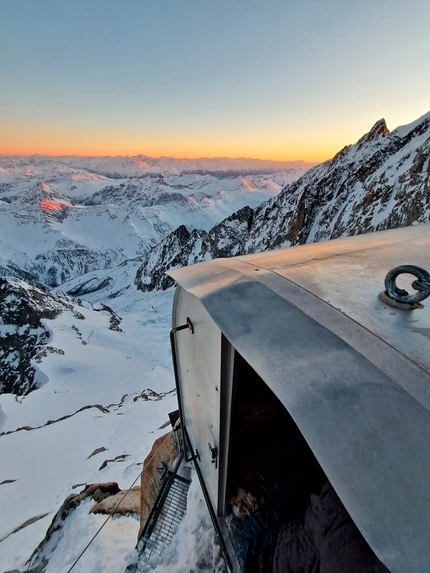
top-left (0, 278), bottom-right (75, 395)
top-left (135, 112), bottom-right (430, 292)
top-left (135, 206), bottom-right (254, 292)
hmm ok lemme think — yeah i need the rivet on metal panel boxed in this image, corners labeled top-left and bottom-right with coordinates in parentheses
top-left (379, 265), bottom-right (430, 310)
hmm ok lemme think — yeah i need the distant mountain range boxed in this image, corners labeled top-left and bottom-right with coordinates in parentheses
top-left (0, 156), bottom-right (311, 288)
top-left (0, 154), bottom-right (312, 179)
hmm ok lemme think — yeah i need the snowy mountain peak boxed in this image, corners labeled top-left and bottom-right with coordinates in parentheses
top-left (13, 181), bottom-right (75, 210)
top-left (357, 118), bottom-right (389, 147)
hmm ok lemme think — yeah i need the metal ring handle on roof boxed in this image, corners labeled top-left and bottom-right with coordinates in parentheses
top-left (384, 265), bottom-right (430, 304)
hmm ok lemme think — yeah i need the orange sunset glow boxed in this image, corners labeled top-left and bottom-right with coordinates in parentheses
top-left (0, 139), bottom-right (336, 163)
top-left (265, 181), bottom-right (281, 193)
top-left (0, 118), bottom-right (358, 163)
top-left (241, 178), bottom-right (255, 193)
top-left (40, 200), bottom-right (68, 210)
top-left (0, 3), bottom-right (427, 165)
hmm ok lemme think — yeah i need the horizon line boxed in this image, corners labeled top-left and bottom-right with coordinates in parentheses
top-left (0, 152), bottom-right (317, 164)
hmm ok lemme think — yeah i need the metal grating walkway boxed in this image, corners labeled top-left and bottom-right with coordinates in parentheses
top-left (141, 474), bottom-right (190, 561)
top-left (129, 456), bottom-right (192, 572)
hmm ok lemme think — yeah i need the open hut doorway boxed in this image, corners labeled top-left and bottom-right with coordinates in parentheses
top-left (224, 350), bottom-right (390, 573)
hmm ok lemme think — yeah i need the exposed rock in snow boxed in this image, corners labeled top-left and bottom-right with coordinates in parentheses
top-left (135, 226), bottom-right (209, 292)
top-left (91, 486), bottom-right (141, 516)
top-left (0, 277), bottom-right (126, 396)
top-left (135, 206), bottom-right (254, 292)
top-left (0, 278), bottom-right (80, 395)
top-left (25, 482), bottom-right (122, 572)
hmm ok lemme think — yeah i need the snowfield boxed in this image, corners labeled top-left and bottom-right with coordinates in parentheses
top-left (0, 282), bottom-right (224, 572)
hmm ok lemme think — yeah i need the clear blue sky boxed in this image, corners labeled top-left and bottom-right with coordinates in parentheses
top-left (1, 0), bottom-right (429, 160)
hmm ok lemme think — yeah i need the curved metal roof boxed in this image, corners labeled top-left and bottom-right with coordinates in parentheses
top-left (169, 225), bottom-right (430, 573)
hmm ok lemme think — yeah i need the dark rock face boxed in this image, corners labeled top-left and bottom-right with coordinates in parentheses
top-left (136, 113), bottom-right (430, 291)
top-left (135, 206), bottom-right (255, 292)
top-left (0, 278), bottom-right (83, 395)
top-left (135, 225), bottom-right (208, 292)
top-left (246, 114), bottom-right (430, 253)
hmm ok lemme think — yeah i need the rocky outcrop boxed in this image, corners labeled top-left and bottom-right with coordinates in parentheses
top-left (135, 206), bottom-right (254, 292)
top-left (91, 486), bottom-right (141, 515)
top-left (0, 278), bottom-right (84, 395)
top-left (0, 276), bottom-right (125, 396)
top-left (25, 482), bottom-right (122, 573)
top-left (0, 278), bottom-right (89, 396)
top-left (139, 431), bottom-right (180, 536)
top-left (17, 431), bottom-right (180, 573)
top-left (135, 225), bottom-right (209, 292)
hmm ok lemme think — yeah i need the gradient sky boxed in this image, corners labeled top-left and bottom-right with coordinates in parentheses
top-left (1, 0), bottom-right (429, 162)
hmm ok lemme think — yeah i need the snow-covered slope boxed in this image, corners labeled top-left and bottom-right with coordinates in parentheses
top-left (0, 273), bottom-right (226, 572)
top-left (136, 112), bottom-right (430, 291)
top-left (0, 275), bottom-right (179, 570)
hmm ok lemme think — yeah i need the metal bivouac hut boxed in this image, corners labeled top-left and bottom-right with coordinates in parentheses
top-left (168, 225), bottom-right (430, 573)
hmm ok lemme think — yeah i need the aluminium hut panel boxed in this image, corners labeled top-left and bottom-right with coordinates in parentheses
top-left (168, 225), bottom-right (430, 573)
top-left (172, 286), bottom-right (222, 511)
top-left (238, 224), bottom-right (430, 374)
